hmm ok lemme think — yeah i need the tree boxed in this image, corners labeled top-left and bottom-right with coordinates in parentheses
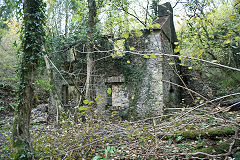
top-left (0, 19), bottom-right (20, 84)
top-left (12, 0), bottom-right (45, 159)
top-left (0, 0), bottom-right (15, 34)
top-left (177, 0), bottom-right (240, 91)
top-left (85, 0), bottom-right (97, 99)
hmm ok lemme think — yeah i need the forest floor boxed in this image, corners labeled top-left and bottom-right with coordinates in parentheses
top-left (0, 103), bottom-right (49, 159)
top-left (0, 111), bottom-right (13, 158)
top-left (0, 102), bottom-right (239, 159)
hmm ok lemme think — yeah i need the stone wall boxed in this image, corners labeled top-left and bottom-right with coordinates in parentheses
top-left (136, 30), bottom-right (164, 117)
top-left (135, 29), bottom-right (181, 118)
top-left (94, 29), bottom-right (181, 119)
top-left (181, 68), bottom-right (214, 104)
top-left (161, 32), bottom-right (181, 106)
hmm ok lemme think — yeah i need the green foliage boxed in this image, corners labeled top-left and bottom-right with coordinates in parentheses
top-left (0, 0), bottom-right (239, 159)
top-left (107, 88), bottom-right (112, 95)
top-left (0, 19), bottom-right (20, 86)
top-left (196, 139), bottom-right (240, 158)
top-left (0, 0), bottom-right (15, 32)
top-left (93, 146), bottom-right (119, 160)
top-left (234, 152), bottom-right (240, 159)
top-left (1, 105), bottom-right (239, 159)
top-left (0, 81), bottom-right (17, 112)
top-left (177, 0), bottom-right (240, 93)
top-left (36, 79), bottom-right (50, 91)
top-left (0, 105), bottom-right (4, 111)
top-left (179, 3), bottom-right (240, 66)
top-left (218, 73), bottom-right (240, 88)
top-left (78, 106), bottom-right (90, 111)
top-left (11, 0), bottom-right (47, 159)
top-left (99, 0), bottom-right (130, 36)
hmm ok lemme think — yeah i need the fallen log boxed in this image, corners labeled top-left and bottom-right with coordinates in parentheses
top-left (215, 98), bottom-right (240, 111)
top-left (164, 126), bottom-right (236, 140)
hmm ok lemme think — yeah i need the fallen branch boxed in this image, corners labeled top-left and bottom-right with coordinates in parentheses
top-left (215, 98), bottom-right (240, 111)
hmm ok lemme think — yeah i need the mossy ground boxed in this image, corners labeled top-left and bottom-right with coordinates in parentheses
top-left (1, 112), bottom-right (239, 159)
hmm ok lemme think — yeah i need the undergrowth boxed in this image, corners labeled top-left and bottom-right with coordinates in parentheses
top-left (1, 105), bottom-right (240, 159)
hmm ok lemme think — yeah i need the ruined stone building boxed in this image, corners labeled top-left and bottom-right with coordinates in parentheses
top-left (60, 2), bottom-right (182, 119)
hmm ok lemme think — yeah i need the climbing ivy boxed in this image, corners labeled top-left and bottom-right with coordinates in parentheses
top-left (113, 31), bottom-right (151, 120)
top-left (12, 0), bottom-right (46, 159)
top-left (17, 0), bottom-right (46, 106)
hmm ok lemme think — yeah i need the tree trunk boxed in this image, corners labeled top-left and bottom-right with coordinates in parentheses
top-left (43, 55), bottom-right (60, 125)
top-left (85, 53), bottom-right (93, 99)
top-left (85, 0), bottom-right (96, 100)
top-left (65, 0), bottom-right (69, 38)
top-left (12, 0), bottom-right (45, 159)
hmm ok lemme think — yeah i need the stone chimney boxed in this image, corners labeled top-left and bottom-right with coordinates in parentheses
top-left (158, 2), bottom-right (173, 17)
top-left (157, 2), bottom-right (177, 43)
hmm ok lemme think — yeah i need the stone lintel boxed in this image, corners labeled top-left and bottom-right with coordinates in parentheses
top-left (105, 76), bottom-right (125, 83)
